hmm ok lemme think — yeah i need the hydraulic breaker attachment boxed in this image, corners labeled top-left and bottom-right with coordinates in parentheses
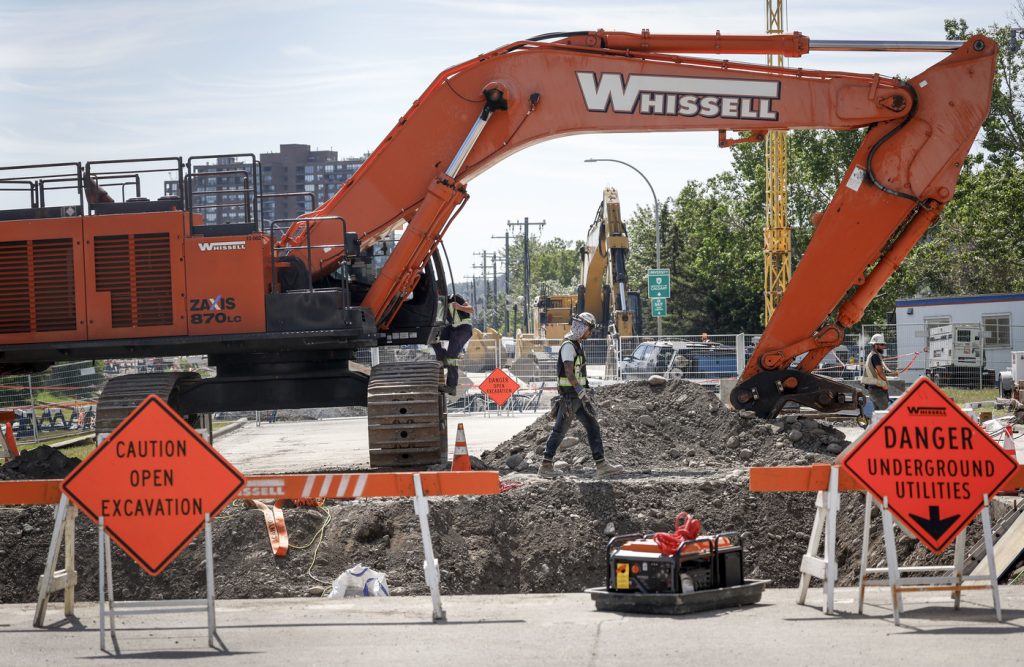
top-left (730, 370), bottom-right (865, 419)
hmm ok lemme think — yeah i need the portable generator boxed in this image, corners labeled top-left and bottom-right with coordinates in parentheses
top-left (606, 530), bottom-right (744, 594)
top-left (587, 512), bottom-right (765, 616)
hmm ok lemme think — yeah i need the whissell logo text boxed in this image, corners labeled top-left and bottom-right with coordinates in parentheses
top-left (198, 241), bottom-right (246, 252)
top-left (577, 72), bottom-right (780, 120)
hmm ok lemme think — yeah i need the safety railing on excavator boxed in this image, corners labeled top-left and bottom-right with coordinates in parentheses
top-left (269, 215), bottom-right (351, 294)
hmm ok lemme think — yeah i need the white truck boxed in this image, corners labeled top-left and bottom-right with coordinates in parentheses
top-left (925, 324), bottom-right (995, 389)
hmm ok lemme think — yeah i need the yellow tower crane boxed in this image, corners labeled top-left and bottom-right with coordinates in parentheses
top-left (764, 0), bottom-right (791, 324)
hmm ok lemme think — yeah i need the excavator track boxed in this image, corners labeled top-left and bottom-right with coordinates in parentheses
top-left (367, 361), bottom-right (447, 467)
top-left (96, 372), bottom-right (201, 437)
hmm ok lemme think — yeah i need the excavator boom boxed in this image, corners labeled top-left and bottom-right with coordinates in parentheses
top-left (277, 30), bottom-right (994, 416)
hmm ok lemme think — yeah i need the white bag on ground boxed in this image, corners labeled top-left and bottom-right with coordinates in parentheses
top-left (328, 565), bottom-right (390, 598)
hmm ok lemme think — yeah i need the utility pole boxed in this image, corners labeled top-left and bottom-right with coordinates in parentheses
top-left (491, 229), bottom-right (512, 334)
top-left (508, 217), bottom-right (545, 334)
top-left (463, 275), bottom-right (478, 329)
top-left (472, 251), bottom-right (490, 330)
top-left (491, 257), bottom-right (500, 334)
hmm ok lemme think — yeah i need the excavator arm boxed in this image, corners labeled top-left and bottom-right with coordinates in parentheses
top-left (278, 30), bottom-right (996, 416)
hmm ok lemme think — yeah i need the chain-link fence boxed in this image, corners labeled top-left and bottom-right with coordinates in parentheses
top-left (858, 323), bottom-right (1024, 391)
top-left (11, 321), bottom-right (1019, 440)
top-left (0, 357), bottom-right (209, 445)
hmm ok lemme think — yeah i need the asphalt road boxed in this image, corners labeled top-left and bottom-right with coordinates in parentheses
top-left (5, 587), bottom-right (1023, 664)
top-left (213, 412), bottom-right (540, 474)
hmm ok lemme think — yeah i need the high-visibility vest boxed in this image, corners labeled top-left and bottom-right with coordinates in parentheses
top-left (449, 300), bottom-right (471, 327)
top-left (861, 351), bottom-right (887, 387)
top-left (557, 339), bottom-right (588, 388)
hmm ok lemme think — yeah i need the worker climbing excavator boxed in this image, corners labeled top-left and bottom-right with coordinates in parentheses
top-left (534, 187), bottom-right (642, 340)
top-left (0, 30), bottom-right (996, 466)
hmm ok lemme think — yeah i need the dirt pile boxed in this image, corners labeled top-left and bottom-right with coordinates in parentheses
top-left (480, 379), bottom-right (849, 474)
top-left (3, 482), bottom-right (1011, 605)
top-left (0, 446), bottom-right (81, 481)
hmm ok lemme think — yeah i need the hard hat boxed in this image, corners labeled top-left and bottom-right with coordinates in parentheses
top-left (575, 312), bottom-right (597, 329)
top-left (869, 333), bottom-right (886, 346)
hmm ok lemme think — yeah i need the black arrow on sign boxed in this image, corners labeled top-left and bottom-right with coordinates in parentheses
top-left (909, 506), bottom-right (960, 541)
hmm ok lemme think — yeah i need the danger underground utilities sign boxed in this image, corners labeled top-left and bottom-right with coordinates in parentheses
top-left (842, 376), bottom-right (1018, 554)
top-left (62, 395), bottom-right (246, 575)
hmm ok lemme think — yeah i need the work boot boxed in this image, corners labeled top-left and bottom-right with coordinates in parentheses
top-left (595, 459), bottom-right (624, 479)
top-left (538, 460), bottom-right (557, 478)
top-left (441, 384), bottom-right (457, 396)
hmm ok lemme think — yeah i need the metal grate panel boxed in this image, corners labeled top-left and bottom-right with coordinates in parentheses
top-left (94, 233), bottom-right (172, 328)
top-left (0, 238), bottom-right (76, 334)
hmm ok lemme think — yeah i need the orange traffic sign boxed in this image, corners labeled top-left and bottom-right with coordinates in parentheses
top-left (479, 368), bottom-right (520, 406)
top-left (842, 376), bottom-right (1018, 554)
top-left (61, 395), bottom-right (245, 575)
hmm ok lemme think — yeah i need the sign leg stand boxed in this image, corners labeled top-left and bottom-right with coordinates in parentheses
top-left (857, 493), bottom-right (872, 614)
top-left (64, 504), bottom-right (77, 619)
top-left (412, 474), bottom-right (446, 622)
top-left (981, 495), bottom-right (1002, 622)
top-left (98, 519), bottom-right (104, 651)
top-left (204, 513), bottom-right (218, 647)
top-left (881, 498), bottom-right (904, 626)
top-left (952, 531), bottom-right (966, 611)
top-left (34, 494), bottom-right (79, 627)
top-left (823, 466), bottom-right (839, 614)
top-left (797, 490), bottom-right (826, 606)
top-left (797, 466), bottom-right (838, 614)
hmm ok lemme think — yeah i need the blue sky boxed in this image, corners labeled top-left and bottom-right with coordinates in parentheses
top-left (0, 0), bottom-right (1014, 279)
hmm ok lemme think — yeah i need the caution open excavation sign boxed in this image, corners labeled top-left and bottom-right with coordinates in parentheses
top-left (61, 395), bottom-right (245, 575)
top-left (479, 368), bottom-right (521, 407)
top-left (841, 376), bottom-right (1018, 554)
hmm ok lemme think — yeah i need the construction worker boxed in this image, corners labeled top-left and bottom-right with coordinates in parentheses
top-left (539, 312), bottom-right (624, 479)
top-left (432, 293), bottom-right (474, 395)
top-left (861, 333), bottom-right (893, 411)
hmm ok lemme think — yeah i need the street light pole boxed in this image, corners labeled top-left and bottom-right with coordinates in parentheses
top-left (585, 158), bottom-right (663, 337)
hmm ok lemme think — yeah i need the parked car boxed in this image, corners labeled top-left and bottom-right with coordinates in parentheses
top-left (621, 340), bottom-right (859, 382)
top-left (620, 341), bottom-right (738, 380)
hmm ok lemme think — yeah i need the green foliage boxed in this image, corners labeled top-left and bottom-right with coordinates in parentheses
top-left (625, 128), bottom-right (863, 333)
top-left (945, 16), bottom-right (1024, 162)
top-left (505, 234), bottom-right (583, 299)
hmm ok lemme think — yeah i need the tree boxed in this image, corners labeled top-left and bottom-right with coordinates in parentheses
top-left (626, 175), bottom-right (763, 333)
top-left (945, 16), bottom-right (1024, 163)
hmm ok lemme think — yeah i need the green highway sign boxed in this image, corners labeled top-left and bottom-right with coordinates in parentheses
top-left (651, 297), bottom-right (668, 318)
top-left (647, 269), bottom-right (670, 299)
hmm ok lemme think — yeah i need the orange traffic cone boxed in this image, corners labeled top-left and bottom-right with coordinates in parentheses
top-left (451, 423), bottom-right (471, 471)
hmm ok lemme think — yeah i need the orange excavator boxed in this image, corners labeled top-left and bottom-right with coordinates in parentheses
top-left (0, 30), bottom-right (996, 465)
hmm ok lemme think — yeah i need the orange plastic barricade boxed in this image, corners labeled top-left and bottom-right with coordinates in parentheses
top-left (239, 471), bottom-right (499, 500)
top-left (0, 479), bottom-right (62, 505)
top-left (0, 471), bottom-right (500, 506)
top-left (749, 464), bottom-right (1024, 494)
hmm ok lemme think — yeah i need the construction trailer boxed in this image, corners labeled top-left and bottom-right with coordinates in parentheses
top-left (893, 293), bottom-right (1024, 382)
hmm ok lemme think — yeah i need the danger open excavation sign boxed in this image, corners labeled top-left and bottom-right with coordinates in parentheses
top-left (62, 396), bottom-right (246, 575)
top-left (842, 377), bottom-right (1018, 554)
top-left (479, 368), bottom-right (521, 407)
